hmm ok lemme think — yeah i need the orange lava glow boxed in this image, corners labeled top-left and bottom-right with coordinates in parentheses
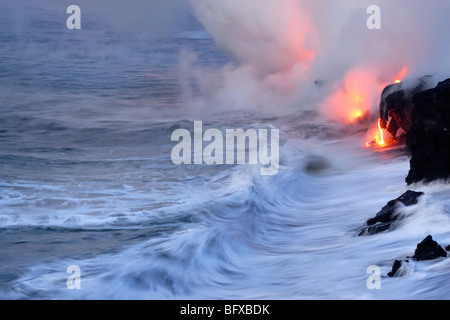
top-left (321, 65), bottom-right (409, 150)
top-left (365, 118), bottom-right (388, 148)
top-left (377, 118), bottom-right (385, 145)
top-left (322, 66), bottom-right (410, 125)
top-left (322, 69), bottom-right (383, 124)
top-left (349, 110), bottom-right (364, 123)
top-left (364, 67), bottom-right (408, 148)
top-left (393, 66), bottom-right (408, 84)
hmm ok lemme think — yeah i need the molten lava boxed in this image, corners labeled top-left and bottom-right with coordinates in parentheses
top-left (321, 68), bottom-right (383, 124)
top-left (395, 66), bottom-right (408, 82)
top-left (321, 65), bottom-right (409, 148)
top-left (364, 67), bottom-right (409, 148)
top-left (349, 110), bottom-right (364, 123)
top-left (365, 118), bottom-right (387, 148)
top-left (393, 66), bottom-right (408, 84)
top-left (377, 118), bottom-right (385, 145)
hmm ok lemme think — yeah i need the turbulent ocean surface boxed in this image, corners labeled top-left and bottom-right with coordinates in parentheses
top-left (2, 2), bottom-right (450, 300)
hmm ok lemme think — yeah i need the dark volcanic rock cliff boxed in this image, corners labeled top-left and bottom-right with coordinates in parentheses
top-left (405, 79), bottom-right (450, 184)
top-left (379, 76), bottom-right (434, 139)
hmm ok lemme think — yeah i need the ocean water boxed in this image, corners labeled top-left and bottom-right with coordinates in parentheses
top-left (2, 2), bottom-right (450, 300)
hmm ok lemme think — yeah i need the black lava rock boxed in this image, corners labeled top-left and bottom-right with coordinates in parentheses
top-left (386, 236), bottom-right (448, 279)
top-left (358, 190), bottom-right (424, 236)
top-left (387, 260), bottom-right (402, 277)
top-left (406, 79), bottom-right (450, 184)
top-left (379, 77), bottom-right (450, 184)
top-left (387, 259), bottom-right (413, 278)
top-left (413, 235), bottom-right (447, 261)
top-left (379, 76), bottom-right (434, 139)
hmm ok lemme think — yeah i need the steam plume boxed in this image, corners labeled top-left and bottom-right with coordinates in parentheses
top-left (186, 0), bottom-right (450, 118)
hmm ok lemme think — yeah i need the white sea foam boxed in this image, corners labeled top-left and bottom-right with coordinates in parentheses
top-left (4, 132), bottom-right (450, 300)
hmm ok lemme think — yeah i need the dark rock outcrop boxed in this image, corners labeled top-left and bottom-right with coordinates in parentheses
top-left (387, 259), bottom-right (413, 278)
top-left (412, 235), bottom-right (447, 261)
top-left (379, 76), bottom-right (435, 139)
top-left (387, 235), bottom-right (448, 278)
top-left (405, 79), bottom-right (450, 184)
top-left (379, 76), bottom-right (450, 184)
top-left (358, 190), bottom-right (424, 236)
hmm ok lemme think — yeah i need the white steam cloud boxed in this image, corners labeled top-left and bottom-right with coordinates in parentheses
top-left (184, 0), bottom-right (450, 119)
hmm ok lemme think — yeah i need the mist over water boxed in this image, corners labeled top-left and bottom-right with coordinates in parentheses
top-left (186, 0), bottom-right (450, 118)
top-left (1, 1), bottom-right (450, 300)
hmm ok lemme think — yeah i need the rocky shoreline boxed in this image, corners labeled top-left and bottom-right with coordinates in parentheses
top-left (380, 77), bottom-right (450, 185)
top-left (358, 190), bottom-right (424, 236)
top-left (388, 235), bottom-right (449, 278)
top-left (360, 76), bottom-right (450, 278)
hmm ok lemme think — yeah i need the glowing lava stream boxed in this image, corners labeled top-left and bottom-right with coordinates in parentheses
top-left (364, 67), bottom-right (408, 148)
top-left (377, 118), bottom-right (385, 145)
top-left (365, 118), bottom-right (387, 148)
